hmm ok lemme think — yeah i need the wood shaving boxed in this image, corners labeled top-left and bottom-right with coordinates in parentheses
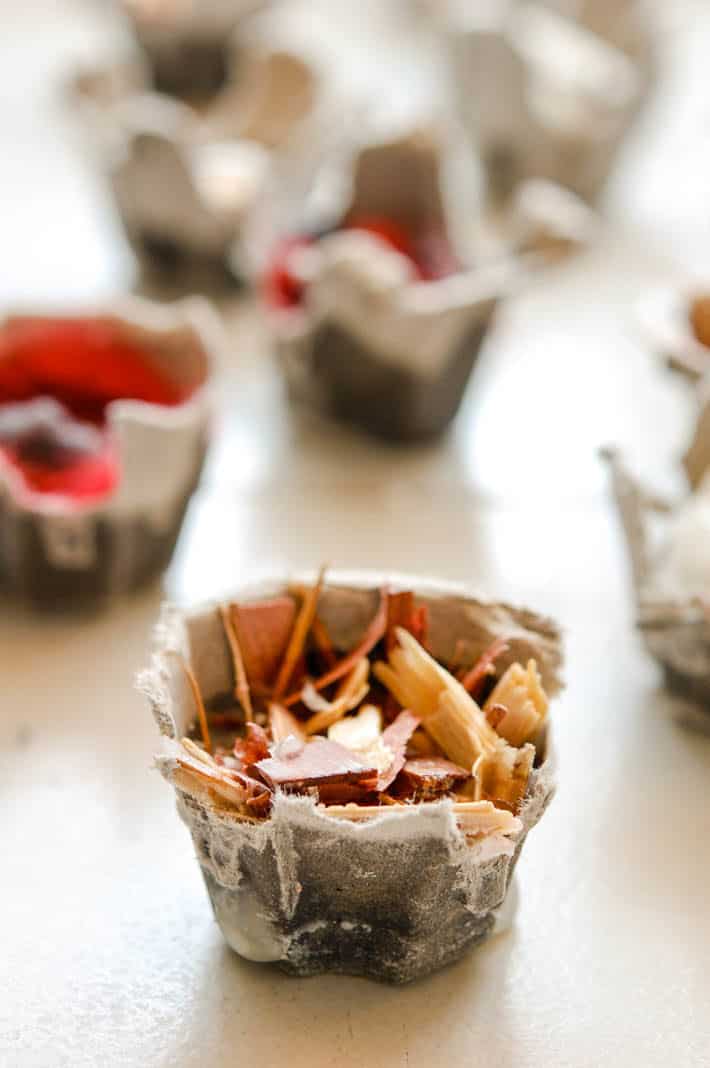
top-left (374, 627), bottom-right (499, 765)
top-left (273, 565), bottom-right (327, 698)
top-left (284, 587), bottom-right (388, 705)
top-left (484, 659), bottom-right (548, 746)
top-left (180, 736), bottom-right (216, 766)
top-left (166, 650), bottom-right (212, 753)
top-left (474, 743), bottom-right (536, 812)
top-left (227, 597), bottom-right (297, 686)
top-left (219, 603), bottom-right (254, 722)
top-left (269, 702), bottom-right (306, 743)
top-left (328, 705), bottom-right (394, 775)
top-left (311, 615), bottom-right (337, 667)
top-left (301, 657), bottom-right (370, 734)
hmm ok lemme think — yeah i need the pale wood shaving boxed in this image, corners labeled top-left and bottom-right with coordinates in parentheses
top-left (166, 650), bottom-right (211, 753)
top-left (302, 658), bottom-right (370, 735)
top-left (452, 800), bottom-right (522, 836)
top-left (484, 660), bottom-right (548, 747)
top-left (335, 656), bottom-right (370, 702)
top-left (374, 627), bottom-right (499, 765)
top-left (172, 756), bottom-right (249, 811)
top-left (406, 728), bottom-right (443, 757)
top-left (318, 799), bottom-right (521, 836)
top-left (375, 628), bottom-right (537, 814)
top-left (269, 702), bottom-right (306, 743)
top-left (425, 691), bottom-right (493, 769)
top-left (474, 743), bottom-right (535, 812)
top-left (181, 737), bottom-right (217, 766)
top-left (328, 705), bottom-right (393, 775)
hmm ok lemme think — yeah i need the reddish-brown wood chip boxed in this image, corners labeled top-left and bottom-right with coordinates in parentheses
top-left (386, 591), bottom-right (415, 652)
top-left (316, 783), bottom-right (376, 804)
top-left (273, 567), bottom-right (327, 698)
top-left (459, 637), bottom-right (510, 699)
top-left (284, 588), bottom-right (389, 707)
top-left (378, 709), bottom-right (420, 791)
top-left (245, 790), bottom-right (273, 816)
top-left (220, 604), bottom-right (254, 722)
top-left (234, 722), bottom-right (270, 766)
top-left (410, 605), bottom-right (429, 647)
top-left (397, 756), bottom-right (469, 800)
top-left (385, 592), bottom-right (428, 652)
top-left (254, 737), bottom-right (378, 791)
top-left (229, 597), bottom-right (297, 686)
top-left (311, 615), bottom-right (337, 668)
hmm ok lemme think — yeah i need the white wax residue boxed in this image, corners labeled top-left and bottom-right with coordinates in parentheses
top-left (271, 734), bottom-right (304, 760)
top-left (210, 885), bottom-right (287, 963)
top-left (492, 876), bottom-right (518, 936)
top-left (328, 705), bottom-right (381, 750)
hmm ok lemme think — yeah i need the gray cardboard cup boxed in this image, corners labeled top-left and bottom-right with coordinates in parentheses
top-left (0, 296), bottom-right (218, 609)
top-left (141, 571), bottom-right (563, 982)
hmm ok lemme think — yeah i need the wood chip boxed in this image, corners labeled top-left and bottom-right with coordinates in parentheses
top-left (254, 737), bottom-right (378, 791)
top-left (269, 702), bottom-right (306, 743)
top-left (228, 597), bottom-right (297, 686)
top-left (386, 592), bottom-right (428, 651)
top-left (374, 628), bottom-right (500, 765)
top-left (459, 637), bottom-right (510, 698)
top-left (690, 293), bottom-right (710, 348)
top-left (397, 756), bottom-right (469, 800)
top-left (311, 615), bottom-right (337, 668)
top-left (452, 800), bottom-right (523, 837)
top-left (302, 658), bottom-right (370, 735)
top-left (219, 603), bottom-right (254, 722)
top-left (284, 587), bottom-right (388, 706)
top-left (273, 565), bottom-right (327, 698)
top-left (317, 798), bottom-right (522, 837)
top-left (483, 659), bottom-right (548, 746)
top-left (233, 722), bottom-right (270, 765)
top-left (474, 743), bottom-right (535, 812)
top-left (171, 750), bottom-right (270, 813)
top-left (378, 709), bottom-right (420, 791)
top-left (180, 737), bottom-right (216, 766)
top-left (167, 650), bottom-right (211, 753)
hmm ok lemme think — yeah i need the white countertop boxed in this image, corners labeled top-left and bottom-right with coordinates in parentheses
top-left (1, 2), bottom-right (710, 1066)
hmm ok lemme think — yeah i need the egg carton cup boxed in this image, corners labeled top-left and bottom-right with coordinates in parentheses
top-left (604, 449), bottom-right (710, 728)
top-left (477, 177), bottom-right (598, 267)
top-left (71, 46), bottom-right (320, 285)
top-left (278, 249), bottom-right (522, 442)
top-left (0, 296), bottom-right (218, 608)
top-left (443, 1), bottom-right (649, 205)
top-left (413, 0), bottom-right (654, 65)
top-left (269, 128), bottom-right (545, 441)
top-left (139, 571), bottom-right (563, 983)
top-left (119, 0), bottom-right (268, 101)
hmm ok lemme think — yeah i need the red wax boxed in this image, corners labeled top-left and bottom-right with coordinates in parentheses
top-left (262, 236), bottom-right (313, 311)
top-left (262, 218), bottom-right (459, 312)
top-left (0, 318), bottom-right (191, 503)
top-left (346, 216), bottom-right (460, 281)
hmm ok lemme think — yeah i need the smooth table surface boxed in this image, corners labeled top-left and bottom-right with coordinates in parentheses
top-left (1, 2), bottom-right (710, 1066)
